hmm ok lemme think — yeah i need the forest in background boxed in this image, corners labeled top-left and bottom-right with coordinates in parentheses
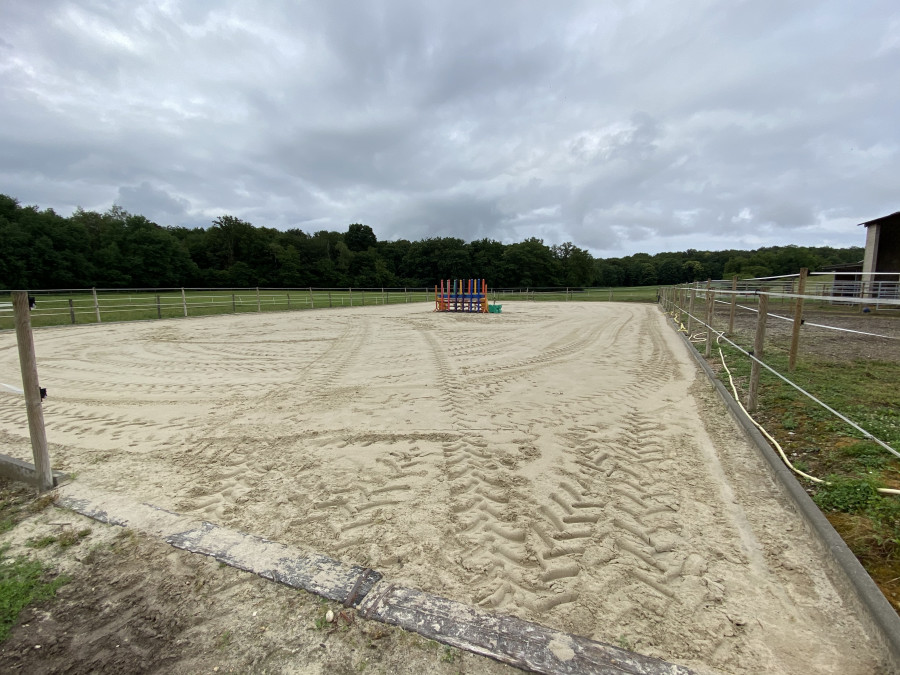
top-left (0, 194), bottom-right (863, 290)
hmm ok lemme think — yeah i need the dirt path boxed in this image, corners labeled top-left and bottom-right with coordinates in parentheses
top-left (0, 303), bottom-right (889, 673)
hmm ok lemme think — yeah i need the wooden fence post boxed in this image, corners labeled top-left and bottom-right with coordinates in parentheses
top-left (705, 290), bottom-right (715, 358)
top-left (287, 292), bottom-right (291, 309)
top-left (157, 295), bottom-right (162, 319)
top-left (728, 275), bottom-right (737, 335)
top-left (68, 299), bottom-right (76, 324)
top-left (789, 268), bottom-right (808, 372)
top-left (92, 287), bottom-right (101, 323)
top-left (349, 288), bottom-right (353, 307)
top-left (747, 293), bottom-right (769, 413)
top-left (687, 287), bottom-right (696, 334)
top-left (328, 291), bottom-right (332, 308)
top-left (256, 287), bottom-right (261, 312)
top-left (232, 293), bottom-right (236, 312)
top-left (181, 288), bottom-right (188, 317)
top-left (12, 292), bottom-right (53, 492)
top-left (309, 287), bottom-right (314, 309)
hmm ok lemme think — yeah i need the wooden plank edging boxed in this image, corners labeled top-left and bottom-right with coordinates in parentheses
top-left (0, 452), bottom-right (67, 488)
top-left (56, 489), bottom-right (695, 675)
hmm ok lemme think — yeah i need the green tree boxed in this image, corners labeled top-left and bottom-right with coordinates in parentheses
top-left (345, 223), bottom-right (377, 252)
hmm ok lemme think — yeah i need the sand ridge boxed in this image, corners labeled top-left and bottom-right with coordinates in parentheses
top-left (0, 303), bottom-right (886, 673)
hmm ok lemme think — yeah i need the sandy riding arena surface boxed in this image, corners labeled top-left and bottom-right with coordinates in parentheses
top-left (0, 303), bottom-right (888, 673)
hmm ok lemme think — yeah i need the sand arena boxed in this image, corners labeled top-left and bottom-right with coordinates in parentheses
top-left (0, 302), bottom-right (886, 673)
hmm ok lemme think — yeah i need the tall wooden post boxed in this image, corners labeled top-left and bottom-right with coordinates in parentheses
top-left (705, 290), bottom-right (715, 358)
top-left (12, 292), bottom-right (53, 492)
top-left (687, 288), bottom-right (696, 334)
top-left (232, 293), bottom-right (236, 312)
top-left (181, 288), bottom-right (188, 317)
top-left (256, 287), bottom-right (261, 312)
top-left (309, 287), bottom-right (314, 309)
top-left (747, 293), bottom-right (769, 413)
top-left (157, 295), bottom-right (162, 319)
top-left (349, 288), bottom-right (353, 307)
top-left (788, 268), bottom-right (808, 372)
top-left (728, 276), bottom-right (737, 335)
top-left (92, 287), bottom-right (101, 323)
top-left (328, 291), bottom-right (333, 308)
top-left (68, 299), bottom-right (76, 324)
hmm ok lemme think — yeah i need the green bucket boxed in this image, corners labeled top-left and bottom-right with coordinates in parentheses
top-left (488, 304), bottom-right (502, 314)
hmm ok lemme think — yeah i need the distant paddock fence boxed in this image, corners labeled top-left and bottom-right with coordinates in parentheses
top-left (658, 270), bottom-right (900, 459)
top-left (0, 285), bottom-right (659, 331)
top-left (0, 287), bottom-right (432, 330)
top-left (488, 286), bottom-right (657, 303)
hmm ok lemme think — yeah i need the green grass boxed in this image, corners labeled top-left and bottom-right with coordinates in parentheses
top-left (0, 544), bottom-right (69, 642)
top-left (708, 337), bottom-right (900, 608)
top-left (491, 286), bottom-right (658, 303)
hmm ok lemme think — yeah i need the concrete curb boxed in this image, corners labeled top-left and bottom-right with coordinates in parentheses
top-left (671, 318), bottom-right (900, 670)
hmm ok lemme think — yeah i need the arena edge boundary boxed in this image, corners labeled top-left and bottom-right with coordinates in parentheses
top-left (56, 488), bottom-right (694, 675)
top-left (668, 309), bottom-right (900, 671)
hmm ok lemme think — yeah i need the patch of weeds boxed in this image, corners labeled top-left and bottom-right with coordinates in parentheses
top-left (25, 535), bottom-right (58, 549)
top-left (617, 635), bottom-right (634, 651)
top-left (27, 493), bottom-right (56, 514)
top-left (109, 528), bottom-right (138, 554)
top-left (782, 413), bottom-right (798, 430)
top-left (58, 528), bottom-right (91, 549)
top-left (814, 476), bottom-right (900, 559)
top-left (215, 629), bottom-right (232, 650)
top-left (440, 645), bottom-right (457, 663)
top-left (793, 460), bottom-right (811, 474)
top-left (813, 475), bottom-right (881, 514)
top-left (829, 442), bottom-right (891, 472)
top-left (0, 544), bottom-right (69, 642)
top-left (81, 544), bottom-right (104, 565)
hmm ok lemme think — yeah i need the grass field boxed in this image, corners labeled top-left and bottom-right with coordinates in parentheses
top-left (695, 318), bottom-right (900, 613)
top-left (0, 286), bottom-right (659, 330)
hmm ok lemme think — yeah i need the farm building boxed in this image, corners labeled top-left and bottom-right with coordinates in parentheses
top-left (860, 211), bottom-right (900, 298)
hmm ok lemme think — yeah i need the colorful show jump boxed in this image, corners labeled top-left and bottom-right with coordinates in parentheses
top-left (435, 279), bottom-right (489, 313)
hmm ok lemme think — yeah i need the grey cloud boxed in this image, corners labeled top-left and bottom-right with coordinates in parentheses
top-left (116, 182), bottom-right (190, 222)
top-left (1, 0), bottom-right (898, 256)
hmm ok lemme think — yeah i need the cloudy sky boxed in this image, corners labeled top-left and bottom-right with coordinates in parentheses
top-left (2, 1), bottom-right (898, 257)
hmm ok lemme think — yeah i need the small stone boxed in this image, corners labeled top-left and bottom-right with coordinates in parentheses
top-left (325, 610), bottom-right (335, 623)
top-left (34, 645), bottom-right (41, 650)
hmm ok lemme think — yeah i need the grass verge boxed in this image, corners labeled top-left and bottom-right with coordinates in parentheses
top-left (708, 339), bottom-right (900, 612)
top-left (0, 545), bottom-right (69, 641)
top-left (0, 481), bottom-right (69, 642)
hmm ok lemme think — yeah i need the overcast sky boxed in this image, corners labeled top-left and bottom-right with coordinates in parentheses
top-left (2, 1), bottom-right (898, 257)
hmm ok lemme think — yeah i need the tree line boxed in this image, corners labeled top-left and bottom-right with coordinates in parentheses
top-left (0, 194), bottom-right (863, 290)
